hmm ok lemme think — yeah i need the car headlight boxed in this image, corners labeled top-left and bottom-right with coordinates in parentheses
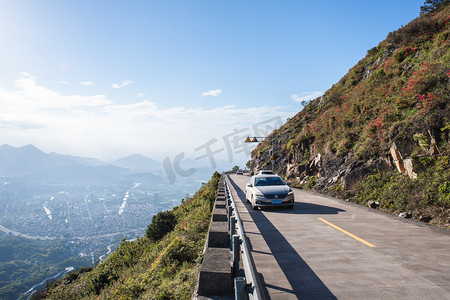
top-left (288, 191), bottom-right (294, 196)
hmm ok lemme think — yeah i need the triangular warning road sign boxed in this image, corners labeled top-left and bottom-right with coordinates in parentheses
top-left (245, 137), bottom-right (251, 143)
top-left (252, 137), bottom-right (258, 142)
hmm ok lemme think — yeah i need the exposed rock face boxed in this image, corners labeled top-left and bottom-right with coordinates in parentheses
top-left (251, 133), bottom-right (428, 194)
top-left (368, 200), bottom-right (380, 209)
top-left (279, 150), bottom-right (391, 191)
top-left (403, 158), bottom-right (417, 179)
top-left (390, 140), bottom-right (417, 179)
top-left (340, 158), bottom-right (391, 190)
top-left (391, 142), bottom-right (407, 174)
top-left (251, 133), bottom-right (440, 210)
top-left (399, 212), bottom-right (412, 218)
top-left (285, 150), bottom-right (305, 179)
top-left (419, 215), bottom-right (432, 223)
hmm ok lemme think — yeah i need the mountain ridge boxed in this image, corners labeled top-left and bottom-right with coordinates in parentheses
top-left (0, 144), bottom-right (161, 181)
top-left (111, 153), bottom-right (163, 173)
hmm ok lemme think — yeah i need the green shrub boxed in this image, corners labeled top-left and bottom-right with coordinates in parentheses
top-left (146, 211), bottom-right (177, 242)
top-left (367, 46), bottom-right (378, 56)
top-left (421, 0), bottom-right (450, 14)
top-left (306, 176), bottom-right (317, 189)
top-left (355, 172), bottom-right (393, 204)
top-left (438, 181), bottom-right (450, 205)
top-left (287, 139), bottom-right (295, 151)
top-left (353, 154), bottom-right (450, 217)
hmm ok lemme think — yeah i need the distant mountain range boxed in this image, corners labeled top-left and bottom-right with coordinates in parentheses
top-left (0, 144), bottom-right (162, 182)
top-left (111, 154), bottom-right (163, 173)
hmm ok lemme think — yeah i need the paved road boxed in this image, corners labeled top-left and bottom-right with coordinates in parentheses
top-left (227, 174), bottom-right (450, 300)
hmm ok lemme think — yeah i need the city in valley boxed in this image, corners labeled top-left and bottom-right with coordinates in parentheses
top-left (0, 144), bottom-right (211, 299)
top-left (0, 176), bottom-right (202, 262)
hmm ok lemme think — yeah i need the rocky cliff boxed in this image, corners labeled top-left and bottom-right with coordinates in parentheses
top-left (251, 4), bottom-right (450, 228)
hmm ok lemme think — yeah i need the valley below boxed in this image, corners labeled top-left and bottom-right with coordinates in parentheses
top-left (0, 173), bottom-right (203, 299)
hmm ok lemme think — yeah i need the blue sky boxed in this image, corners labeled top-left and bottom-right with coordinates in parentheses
top-left (0, 0), bottom-right (424, 169)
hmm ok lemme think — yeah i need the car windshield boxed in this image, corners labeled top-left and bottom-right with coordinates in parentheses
top-left (254, 177), bottom-right (285, 186)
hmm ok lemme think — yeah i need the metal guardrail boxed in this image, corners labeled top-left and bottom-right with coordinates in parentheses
top-left (224, 175), bottom-right (266, 300)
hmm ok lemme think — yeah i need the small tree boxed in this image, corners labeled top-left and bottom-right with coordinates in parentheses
top-left (146, 210), bottom-right (177, 242)
top-left (420, 0), bottom-right (449, 14)
top-left (231, 165), bottom-right (240, 172)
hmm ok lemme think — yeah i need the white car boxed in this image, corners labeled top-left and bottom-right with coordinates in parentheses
top-left (245, 175), bottom-right (294, 210)
top-left (257, 170), bottom-right (273, 175)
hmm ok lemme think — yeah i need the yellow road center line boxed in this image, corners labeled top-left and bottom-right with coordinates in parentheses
top-left (318, 218), bottom-right (376, 248)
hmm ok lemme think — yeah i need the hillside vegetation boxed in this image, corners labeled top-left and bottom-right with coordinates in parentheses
top-left (36, 172), bottom-right (221, 300)
top-left (252, 3), bottom-right (449, 228)
top-left (0, 236), bottom-right (91, 300)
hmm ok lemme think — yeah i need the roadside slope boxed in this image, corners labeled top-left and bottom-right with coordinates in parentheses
top-left (36, 172), bottom-right (221, 300)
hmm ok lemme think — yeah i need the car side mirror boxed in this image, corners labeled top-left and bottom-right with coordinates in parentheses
top-left (246, 183), bottom-right (253, 188)
top-left (286, 181), bottom-right (291, 186)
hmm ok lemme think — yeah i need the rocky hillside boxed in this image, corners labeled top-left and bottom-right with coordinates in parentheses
top-left (251, 3), bottom-right (450, 228)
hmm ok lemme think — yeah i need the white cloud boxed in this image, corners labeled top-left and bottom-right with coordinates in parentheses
top-left (10, 73), bottom-right (111, 109)
top-left (137, 92), bottom-right (144, 98)
top-left (58, 81), bottom-right (70, 85)
top-left (112, 80), bottom-right (134, 89)
top-left (80, 81), bottom-right (94, 86)
top-left (201, 89), bottom-right (222, 97)
top-left (0, 73), bottom-right (297, 161)
top-left (9, 73), bottom-right (111, 111)
top-left (291, 91), bottom-right (323, 104)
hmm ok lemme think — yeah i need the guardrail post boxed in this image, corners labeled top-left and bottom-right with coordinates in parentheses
top-left (232, 234), bottom-right (240, 278)
top-left (230, 216), bottom-right (236, 250)
top-left (234, 277), bottom-right (246, 300)
top-left (227, 206), bottom-right (233, 230)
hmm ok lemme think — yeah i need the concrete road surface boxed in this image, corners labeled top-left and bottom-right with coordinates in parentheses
top-left (227, 174), bottom-right (450, 300)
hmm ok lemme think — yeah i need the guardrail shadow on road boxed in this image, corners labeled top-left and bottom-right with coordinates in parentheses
top-left (228, 179), bottom-right (338, 299)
